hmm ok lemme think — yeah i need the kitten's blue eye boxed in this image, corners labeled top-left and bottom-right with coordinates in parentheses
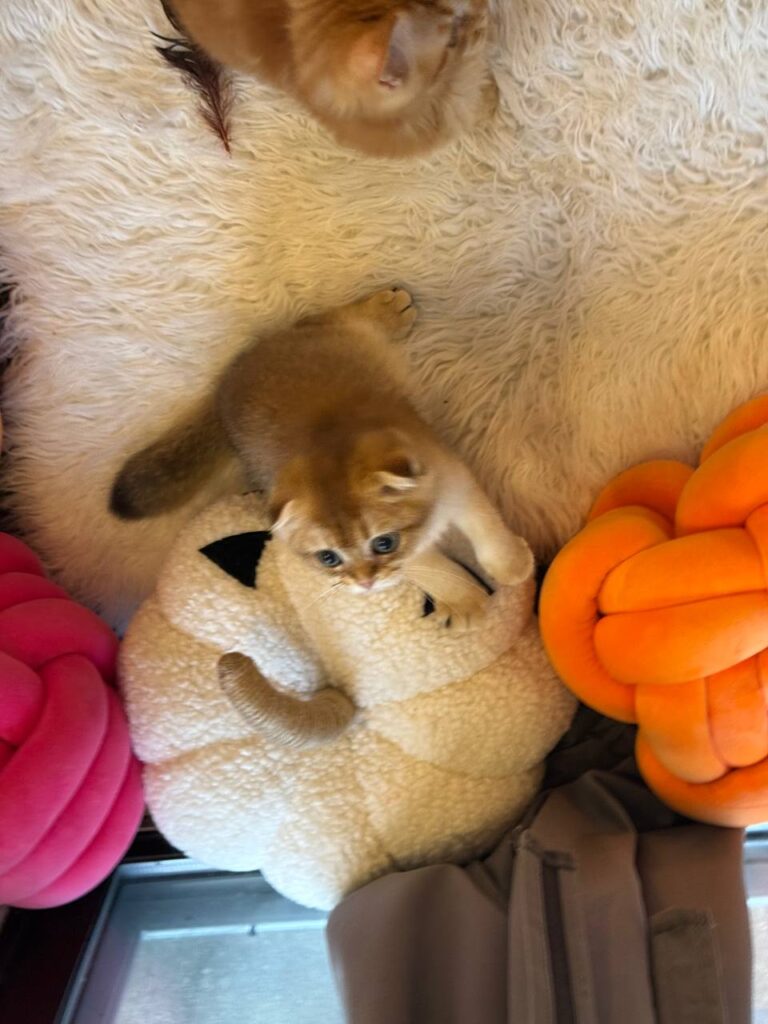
top-left (316, 549), bottom-right (343, 568)
top-left (371, 532), bottom-right (400, 555)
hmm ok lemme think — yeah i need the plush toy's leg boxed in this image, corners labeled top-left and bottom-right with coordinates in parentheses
top-left (217, 652), bottom-right (355, 747)
top-left (449, 474), bottom-right (534, 586)
top-left (405, 546), bottom-right (490, 629)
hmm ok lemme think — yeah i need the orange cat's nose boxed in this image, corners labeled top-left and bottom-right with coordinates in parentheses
top-left (359, 579), bottom-right (374, 590)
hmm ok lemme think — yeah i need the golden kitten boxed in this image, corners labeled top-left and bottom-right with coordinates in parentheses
top-left (110, 288), bottom-right (532, 625)
top-left (166, 0), bottom-right (494, 157)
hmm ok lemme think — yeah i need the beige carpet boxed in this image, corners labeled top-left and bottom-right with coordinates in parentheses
top-left (1, 0), bottom-right (768, 624)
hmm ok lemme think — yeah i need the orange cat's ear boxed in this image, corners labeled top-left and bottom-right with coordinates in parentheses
top-left (379, 15), bottom-right (411, 89)
top-left (347, 12), bottom-right (416, 90)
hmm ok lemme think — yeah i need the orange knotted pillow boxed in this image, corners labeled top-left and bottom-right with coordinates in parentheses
top-left (540, 395), bottom-right (768, 827)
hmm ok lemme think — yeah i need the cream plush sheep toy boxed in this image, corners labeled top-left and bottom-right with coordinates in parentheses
top-left (120, 493), bottom-right (575, 910)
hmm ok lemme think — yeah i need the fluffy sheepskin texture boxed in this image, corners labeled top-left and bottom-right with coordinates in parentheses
top-left (2, 0), bottom-right (768, 624)
top-left (119, 493), bottom-right (574, 909)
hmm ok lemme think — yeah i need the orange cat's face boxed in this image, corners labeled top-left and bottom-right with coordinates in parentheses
top-left (167, 0), bottom-right (490, 156)
top-left (269, 432), bottom-right (438, 593)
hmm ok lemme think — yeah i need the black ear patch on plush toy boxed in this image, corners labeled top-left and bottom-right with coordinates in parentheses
top-left (200, 532), bottom-right (272, 588)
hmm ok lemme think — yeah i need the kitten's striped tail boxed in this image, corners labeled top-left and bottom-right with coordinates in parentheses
top-left (110, 399), bottom-right (229, 520)
top-left (218, 652), bottom-right (355, 748)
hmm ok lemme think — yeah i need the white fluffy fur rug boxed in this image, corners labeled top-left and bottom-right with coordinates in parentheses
top-left (2, 0), bottom-right (768, 624)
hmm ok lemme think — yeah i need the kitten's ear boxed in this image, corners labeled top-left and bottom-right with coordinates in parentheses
top-left (372, 453), bottom-right (425, 496)
top-left (269, 498), bottom-right (300, 534)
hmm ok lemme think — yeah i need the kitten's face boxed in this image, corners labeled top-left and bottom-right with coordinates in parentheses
top-left (284, 501), bottom-right (432, 593)
top-left (270, 435), bottom-right (437, 594)
top-left (291, 1), bottom-right (480, 121)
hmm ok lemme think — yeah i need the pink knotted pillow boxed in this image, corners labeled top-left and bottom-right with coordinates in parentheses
top-left (0, 533), bottom-right (144, 908)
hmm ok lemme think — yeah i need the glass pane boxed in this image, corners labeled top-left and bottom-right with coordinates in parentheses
top-left (115, 926), bottom-right (338, 1024)
top-left (64, 863), bottom-right (343, 1024)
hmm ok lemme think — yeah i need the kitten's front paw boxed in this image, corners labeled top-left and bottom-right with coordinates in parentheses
top-left (433, 587), bottom-right (490, 632)
top-left (355, 287), bottom-right (417, 339)
top-left (483, 536), bottom-right (534, 587)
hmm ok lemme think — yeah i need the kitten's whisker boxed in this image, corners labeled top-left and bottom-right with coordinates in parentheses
top-left (303, 581), bottom-right (342, 613)
top-left (457, 512), bottom-right (519, 528)
top-left (406, 568), bottom-right (486, 591)
top-left (405, 565), bottom-right (488, 594)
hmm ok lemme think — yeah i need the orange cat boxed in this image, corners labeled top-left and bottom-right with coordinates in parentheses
top-left (167, 0), bottom-right (494, 156)
top-left (111, 288), bottom-right (532, 626)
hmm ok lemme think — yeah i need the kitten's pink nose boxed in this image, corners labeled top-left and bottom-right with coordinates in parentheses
top-left (359, 579), bottom-right (374, 590)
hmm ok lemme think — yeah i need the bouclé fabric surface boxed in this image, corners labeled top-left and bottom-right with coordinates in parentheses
top-left (119, 494), bottom-right (575, 909)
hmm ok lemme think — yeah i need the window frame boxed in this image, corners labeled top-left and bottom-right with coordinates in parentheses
top-left (0, 825), bottom-right (180, 1024)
